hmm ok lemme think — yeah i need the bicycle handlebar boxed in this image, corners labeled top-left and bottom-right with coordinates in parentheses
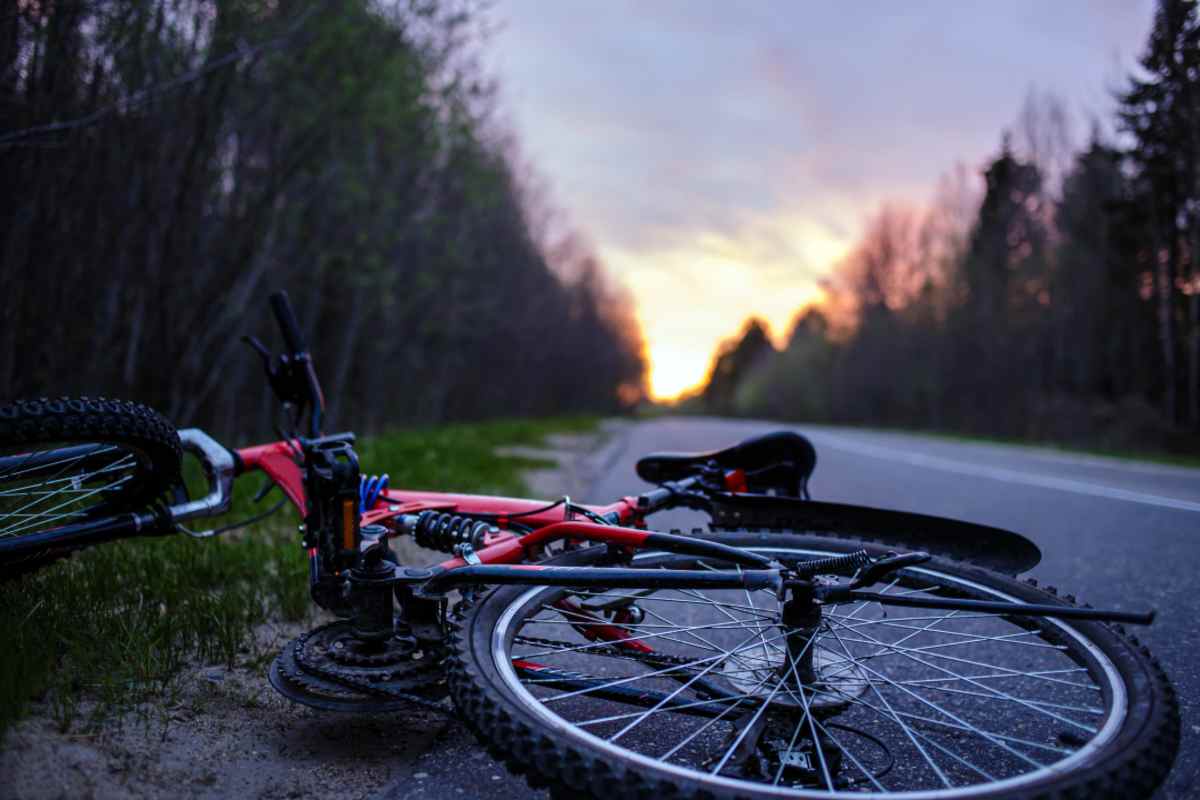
top-left (168, 429), bottom-right (236, 528)
top-left (265, 289), bottom-right (326, 437)
top-left (269, 290), bottom-right (308, 355)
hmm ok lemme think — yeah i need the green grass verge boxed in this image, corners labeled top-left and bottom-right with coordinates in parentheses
top-left (0, 416), bottom-right (597, 738)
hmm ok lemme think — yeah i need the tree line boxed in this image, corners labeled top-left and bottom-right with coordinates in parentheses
top-left (0, 1), bottom-right (646, 439)
top-left (698, 0), bottom-right (1199, 456)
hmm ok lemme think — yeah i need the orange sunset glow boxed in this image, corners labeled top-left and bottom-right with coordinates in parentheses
top-left (604, 219), bottom-right (847, 399)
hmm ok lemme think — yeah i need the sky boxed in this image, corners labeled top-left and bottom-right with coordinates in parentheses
top-left (482, 1), bottom-right (1156, 399)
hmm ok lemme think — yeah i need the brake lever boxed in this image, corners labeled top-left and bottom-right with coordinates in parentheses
top-left (242, 334), bottom-right (309, 419)
top-left (242, 334), bottom-right (272, 364)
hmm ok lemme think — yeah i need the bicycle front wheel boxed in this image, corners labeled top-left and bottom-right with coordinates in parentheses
top-left (0, 397), bottom-right (181, 577)
top-left (449, 532), bottom-right (1177, 799)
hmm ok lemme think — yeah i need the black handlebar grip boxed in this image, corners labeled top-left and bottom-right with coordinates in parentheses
top-left (269, 290), bottom-right (308, 354)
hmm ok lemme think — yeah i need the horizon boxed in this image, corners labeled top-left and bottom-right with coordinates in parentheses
top-left (484, 1), bottom-right (1156, 400)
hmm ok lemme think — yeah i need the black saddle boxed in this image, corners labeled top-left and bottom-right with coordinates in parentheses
top-left (635, 430), bottom-right (817, 498)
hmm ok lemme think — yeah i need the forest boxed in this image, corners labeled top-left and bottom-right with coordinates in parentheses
top-left (0, 1), bottom-right (646, 438)
top-left (699, 0), bottom-right (1200, 457)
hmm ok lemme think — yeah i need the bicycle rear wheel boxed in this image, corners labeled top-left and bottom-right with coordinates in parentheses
top-left (0, 397), bottom-right (181, 577)
top-left (449, 532), bottom-right (1178, 799)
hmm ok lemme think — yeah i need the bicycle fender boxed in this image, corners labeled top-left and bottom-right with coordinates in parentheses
top-left (708, 493), bottom-right (1041, 575)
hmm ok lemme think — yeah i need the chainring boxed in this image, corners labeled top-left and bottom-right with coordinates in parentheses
top-left (268, 619), bottom-right (449, 713)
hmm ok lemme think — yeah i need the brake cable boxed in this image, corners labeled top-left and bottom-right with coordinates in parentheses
top-left (176, 482), bottom-right (288, 539)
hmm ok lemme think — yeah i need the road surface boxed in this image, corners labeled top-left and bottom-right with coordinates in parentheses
top-left (381, 416), bottom-right (1200, 799)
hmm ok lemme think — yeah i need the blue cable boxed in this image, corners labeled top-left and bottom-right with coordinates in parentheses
top-left (359, 473), bottom-right (390, 512)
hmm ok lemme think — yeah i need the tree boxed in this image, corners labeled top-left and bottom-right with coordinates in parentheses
top-left (0, 1), bottom-right (646, 436)
top-left (689, 5), bottom-right (1199, 454)
top-left (702, 319), bottom-right (775, 416)
top-left (1119, 0), bottom-right (1200, 428)
top-left (951, 138), bottom-right (1048, 432)
top-left (1052, 134), bottom-right (1150, 398)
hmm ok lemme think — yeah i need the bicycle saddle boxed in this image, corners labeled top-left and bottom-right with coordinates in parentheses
top-left (635, 430), bottom-right (817, 497)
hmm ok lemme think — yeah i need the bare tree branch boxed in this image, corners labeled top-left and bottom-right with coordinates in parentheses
top-left (0, 3), bottom-right (323, 147)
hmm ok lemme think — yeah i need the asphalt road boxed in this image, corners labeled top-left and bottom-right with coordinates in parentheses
top-left (381, 416), bottom-right (1200, 799)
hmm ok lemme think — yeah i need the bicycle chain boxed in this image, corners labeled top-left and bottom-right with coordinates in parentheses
top-left (273, 626), bottom-right (699, 715)
top-left (274, 621), bottom-right (455, 716)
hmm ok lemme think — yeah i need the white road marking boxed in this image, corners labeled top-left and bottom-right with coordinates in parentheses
top-left (810, 434), bottom-right (1200, 514)
top-left (1004, 448), bottom-right (1200, 478)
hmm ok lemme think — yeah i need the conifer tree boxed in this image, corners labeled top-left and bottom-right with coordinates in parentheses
top-left (1119, 0), bottom-right (1200, 426)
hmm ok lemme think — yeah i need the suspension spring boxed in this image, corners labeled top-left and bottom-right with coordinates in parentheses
top-left (792, 549), bottom-right (871, 579)
top-left (413, 510), bottom-right (495, 553)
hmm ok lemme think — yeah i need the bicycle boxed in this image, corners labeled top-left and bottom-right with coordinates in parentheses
top-left (0, 292), bottom-right (1180, 799)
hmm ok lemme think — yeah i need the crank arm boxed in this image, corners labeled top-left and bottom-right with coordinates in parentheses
top-left (821, 589), bottom-right (1155, 625)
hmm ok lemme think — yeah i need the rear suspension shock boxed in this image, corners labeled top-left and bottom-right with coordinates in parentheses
top-left (412, 510), bottom-right (495, 553)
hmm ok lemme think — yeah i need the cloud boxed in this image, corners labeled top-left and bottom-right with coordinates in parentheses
top-left (483, 0), bottom-right (1155, 396)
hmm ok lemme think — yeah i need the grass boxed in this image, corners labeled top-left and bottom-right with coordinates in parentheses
top-left (0, 416), bottom-right (597, 739)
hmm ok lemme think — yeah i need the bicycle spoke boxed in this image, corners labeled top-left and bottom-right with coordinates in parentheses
top-left (517, 613), bottom-right (769, 660)
top-left (892, 667), bottom-right (1094, 691)
top-left (830, 614), bottom-right (1068, 650)
top-left (576, 686), bottom-right (772, 728)
top-left (636, 580), bottom-right (786, 672)
top-left (635, 598), bottom-right (769, 672)
top-left (826, 617), bottom-right (1100, 733)
top-left (658, 666), bottom-right (781, 763)
top-left (709, 630), bottom-right (821, 776)
top-left (835, 692), bottom-right (1074, 755)
top-left (824, 621), bottom-right (1048, 771)
top-left (537, 628), bottom-right (798, 704)
top-left (607, 625), bottom-right (769, 742)
top-left (0, 451), bottom-right (127, 488)
top-left (836, 693), bottom-right (999, 783)
top-left (0, 470), bottom-right (134, 537)
top-left (0, 449), bottom-right (134, 515)
top-left (906, 682), bottom-right (1103, 715)
top-left (774, 628), bottom-right (834, 790)
top-left (821, 629), bottom-right (1100, 691)
top-left (0, 444), bottom-right (119, 482)
top-left (824, 620), bottom-right (957, 787)
top-left (807, 714), bottom-right (893, 791)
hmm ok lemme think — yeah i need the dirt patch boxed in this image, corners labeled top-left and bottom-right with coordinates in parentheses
top-left (0, 424), bottom-right (628, 800)
top-left (0, 621), bottom-right (443, 800)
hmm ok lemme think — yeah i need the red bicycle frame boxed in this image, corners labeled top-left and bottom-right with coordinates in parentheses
top-left (235, 439), bottom-right (781, 598)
